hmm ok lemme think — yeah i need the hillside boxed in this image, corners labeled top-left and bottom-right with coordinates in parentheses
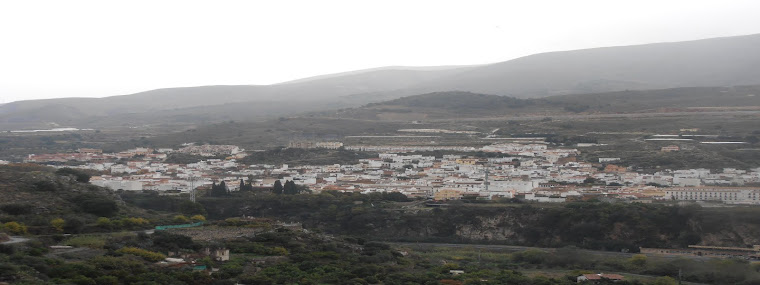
top-left (0, 67), bottom-right (469, 130)
top-left (330, 86), bottom-right (760, 120)
top-left (3, 33), bottom-right (760, 130)
top-left (413, 33), bottom-right (760, 97)
top-left (0, 164), bottom-right (158, 235)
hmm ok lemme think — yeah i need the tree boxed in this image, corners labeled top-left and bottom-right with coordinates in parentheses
top-left (179, 201), bottom-right (207, 216)
top-left (56, 168), bottom-right (91, 183)
top-left (75, 194), bottom-right (118, 217)
top-left (208, 181), bottom-right (229, 197)
top-left (51, 218), bottom-right (65, 232)
top-left (219, 181), bottom-right (227, 195)
top-left (273, 180), bottom-right (283, 195)
top-left (63, 217), bottom-right (85, 233)
top-left (284, 180), bottom-right (299, 195)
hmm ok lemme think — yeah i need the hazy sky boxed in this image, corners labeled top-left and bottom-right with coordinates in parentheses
top-left (1, 0), bottom-right (759, 103)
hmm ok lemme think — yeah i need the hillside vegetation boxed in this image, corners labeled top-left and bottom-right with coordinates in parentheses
top-left (0, 165), bottom-right (157, 235)
top-left (332, 86), bottom-right (760, 120)
top-left (187, 191), bottom-right (760, 252)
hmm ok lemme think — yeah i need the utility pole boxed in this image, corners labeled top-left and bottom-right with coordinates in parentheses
top-left (189, 175), bottom-right (197, 203)
top-left (678, 268), bottom-right (682, 285)
top-left (484, 163), bottom-right (490, 192)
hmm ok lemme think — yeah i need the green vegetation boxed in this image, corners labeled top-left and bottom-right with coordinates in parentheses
top-left (410, 245), bottom-right (760, 284)
top-left (241, 147), bottom-right (376, 166)
top-left (64, 235), bottom-right (107, 249)
top-left (3, 170), bottom-right (760, 284)
top-left (164, 153), bottom-right (224, 164)
top-left (116, 247), bottom-right (167, 262)
top-left (127, 191), bottom-right (753, 252)
top-left (0, 165), bottom-right (163, 237)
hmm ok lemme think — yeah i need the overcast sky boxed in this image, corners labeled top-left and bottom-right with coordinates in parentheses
top-left (1, 0), bottom-right (759, 103)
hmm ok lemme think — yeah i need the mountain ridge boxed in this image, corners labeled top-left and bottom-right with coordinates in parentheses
top-left (3, 33), bottom-right (760, 129)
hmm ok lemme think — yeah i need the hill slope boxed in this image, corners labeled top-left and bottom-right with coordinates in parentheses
top-left (413, 33), bottom-right (760, 97)
top-left (331, 85), bottom-right (760, 120)
top-left (3, 33), bottom-right (760, 129)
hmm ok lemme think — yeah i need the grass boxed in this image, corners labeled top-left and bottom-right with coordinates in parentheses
top-left (64, 235), bottom-right (107, 249)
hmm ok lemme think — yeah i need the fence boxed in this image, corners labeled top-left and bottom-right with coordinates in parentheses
top-left (154, 222), bottom-right (204, 231)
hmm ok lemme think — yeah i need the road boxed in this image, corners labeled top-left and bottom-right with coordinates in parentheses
top-left (389, 241), bottom-right (732, 262)
top-left (389, 242), bottom-right (636, 258)
top-left (1, 236), bottom-right (30, 244)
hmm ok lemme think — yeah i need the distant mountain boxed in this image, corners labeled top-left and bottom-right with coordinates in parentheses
top-left (3, 33), bottom-right (760, 129)
top-left (349, 33), bottom-right (760, 98)
top-left (330, 86), bottom-right (760, 120)
top-left (275, 65), bottom-right (480, 85)
top-left (0, 67), bottom-right (469, 129)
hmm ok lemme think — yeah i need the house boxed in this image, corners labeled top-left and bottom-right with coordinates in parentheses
top-left (449, 270), bottom-right (465, 275)
top-left (203, 248), bottom-right (230, 262)
top-left (577, 273), bottom-right (624, 283)
top-left (604, 165), bottom-right (627, 173)
top-left (434, 189), bottom-right (463, 200)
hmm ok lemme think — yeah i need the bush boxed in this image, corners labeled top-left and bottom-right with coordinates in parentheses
top-left (33, 180), bottom-right (58, 192)
top-left (96, 217), bottom-right (113, 229)
top-left (74, 195), bottom-right (118, 217)
top-left (65, 236), bottom-right (107, 249)
top-left (179, 201), bottom-right (207, 216)
top-left (50, 218), bottom-right (65, 232)
top-left (0, 204), bottom-right (33, 215)
top-left (116, 247), bottom-right (167, 262)
top-left (2, 221), bottom-right (28, 235)
top-left (120, 217), bottom-right (150, 228)
top-left (173, 215), bottom-right (189, 224)
top-left (63, 217), bottom-right (85, 234)
top-left (152, 231), bottom-right (196, 252)
top-left (56, 168), bottom-right (91, 183)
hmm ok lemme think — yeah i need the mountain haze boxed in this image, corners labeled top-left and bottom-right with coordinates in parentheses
top-left (414, 34), bottom-right (760, 97)
top-left (2, 33), bottom-right (760, 129)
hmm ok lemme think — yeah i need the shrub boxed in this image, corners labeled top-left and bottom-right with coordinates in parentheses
top-left (63, 217), bottom-right (85, 234)
top-left (120, 217), bottom-right (150, 227)
top-left (172, 215), bottom-right (189, 224)
top-left (116, 247), bottom-right (167, 262)
top-left (0, 204), bottom-right (33, 215)
top-left (152, 231), bottom-right (196, 251)
top-left (75, 195), bottom-right (118, 217)
top-left (56, 168), bottom-right (92, 183)
top-left (65, 236), bottom-right (107, 249)
top-left (271, 246), bottom-right (289, 256)
top-left (33, 180), bottom-right (58, 192)
top-left (50, 218), bottom-right (65, 232)
top-left (2, 221), bottom-right (28, 235)
top-left (96, 217), bottom-right (113, 229)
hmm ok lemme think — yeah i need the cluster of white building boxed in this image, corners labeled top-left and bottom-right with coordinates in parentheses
top-left (28, 142), bottom-right (760, 205)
